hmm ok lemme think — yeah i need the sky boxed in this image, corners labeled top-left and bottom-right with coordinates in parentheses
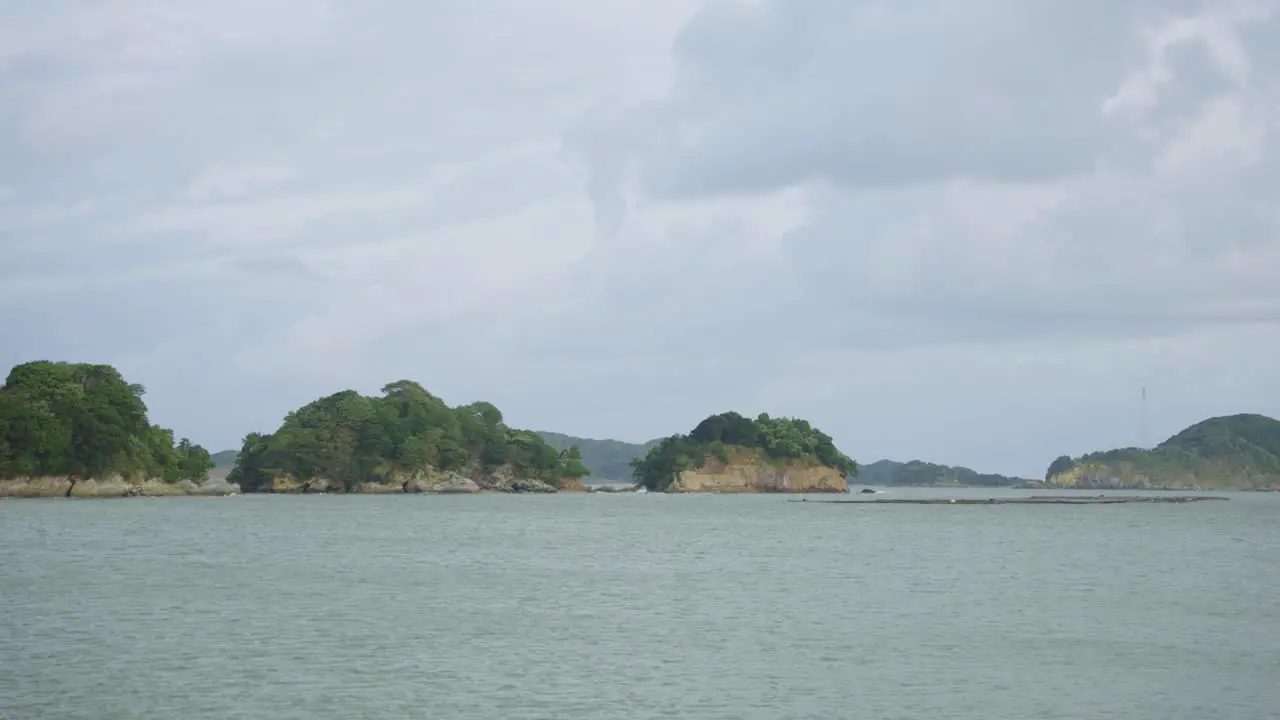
top-left (1, 0), bottom-right (1277, 478)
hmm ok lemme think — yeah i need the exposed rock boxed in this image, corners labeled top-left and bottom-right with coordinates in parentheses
top-left (402, 476), bottom-right (432, 493)
top-left (263, 475), bottom-right (303, 493)
top-left (556, 476), bottom-right (587, 492)
top-left (0, 476), bottom-right (238, 498)
top-left (669, 447), bottom-right (848, 493)
top-left (229, 462), bottom-right (566, 495)
top-left (354, 481), bottom-right (404, 494)
top-left (0, 477), bottom-right (74, 498)
top-left (476, 465), bottom-right (556, 493)
top-left (302, 477), bottom-right (341, 493)
top-left (178, 480), bottom-right (240, 496)
top-left (431, 476), bottom-right (483, 494)
top-left (512, 478), bottom-right (556, 493)
top-left (398, 472), bottom-right (481, 494)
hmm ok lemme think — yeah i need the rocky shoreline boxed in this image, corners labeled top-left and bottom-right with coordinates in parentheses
top-left (0, 477), bottom-right (239, 498)
top-left (243, 463), bottom-right (575, 495)
top-left (0, 474), bottom-right (646, 498)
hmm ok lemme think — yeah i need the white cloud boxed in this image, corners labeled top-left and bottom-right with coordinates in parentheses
top-left (2, 0), bottom-right (1277, 477)
top-left (185, 164), bottom-right (298, 202)
top-left (1155, 94), bottom-right (1267, 174)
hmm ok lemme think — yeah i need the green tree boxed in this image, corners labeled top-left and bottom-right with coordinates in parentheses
top-left (1045, 455), bottom-right (1076, 480)
top-left (229, 379), bottom-right (588, 491)
top-left (632, 413), bottom-right (857, 490)
top-left (0, 361), bottom-right (214, 486)
top-left (559, 445), bottom-right (590, 478)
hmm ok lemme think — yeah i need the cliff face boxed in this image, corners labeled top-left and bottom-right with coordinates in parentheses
top-left (669, 448), bottom-right (848, 493)
top-left (0, 476), bottom-right (238, 498)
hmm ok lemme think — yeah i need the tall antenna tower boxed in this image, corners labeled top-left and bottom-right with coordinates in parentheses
top-left (1140, 385), bottom-right (1149, 448)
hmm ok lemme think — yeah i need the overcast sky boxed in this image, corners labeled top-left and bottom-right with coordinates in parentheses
top-left (2, 1), bottom-right (1278, 477)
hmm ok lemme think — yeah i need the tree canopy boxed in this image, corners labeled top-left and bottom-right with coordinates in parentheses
top-left (229, 381), bottom-right (589, 492)
top-left (1045, 413), bottom-right (1280, 489)
top-left (630, 411), bottom-right (857, 491)
top-left (0, 361), bottom-right (214, 484)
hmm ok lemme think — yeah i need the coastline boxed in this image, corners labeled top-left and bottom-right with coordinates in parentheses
top-left (0, 477), bottom-right (239, 499)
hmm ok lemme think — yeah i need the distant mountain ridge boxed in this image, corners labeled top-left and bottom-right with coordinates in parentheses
top-left (1043, 413), bottom-right (1280, 490)
top-left (211, 450), bottom-right (238, 469)
top-left (535, 431), bottom-right (658, 482)
top-left (856, 458), bottom-right (1028, 487)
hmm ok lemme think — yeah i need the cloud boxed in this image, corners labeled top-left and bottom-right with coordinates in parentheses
top-left (564, 0), bottom-right (1280, 338)
top-left (2, 0), bottom-right (1277, 477)
top-left (184, 164), bottom-right (298, 202)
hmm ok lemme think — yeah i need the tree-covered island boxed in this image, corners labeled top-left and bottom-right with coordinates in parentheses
top-left (229, 380), bottom-right (589, 493)
top-left (1040, 413), bottom-right (1280, 490)
top-left (631, 411), bottom-right (857, 492)
top-left (0, 361), bottom-right (215, 496)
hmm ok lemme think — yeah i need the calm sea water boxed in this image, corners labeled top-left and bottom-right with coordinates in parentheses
top-left (2, 489), bottom-right (1278, 720)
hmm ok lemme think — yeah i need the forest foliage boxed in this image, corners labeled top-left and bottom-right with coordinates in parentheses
top-left (229, 380), bottom-right (589, 492)
top-left (630, 411), bottom-right (857, 491)
top-left (0, 361), bottom-right (214, 483)
top-left (1045, 414), bottom-right (1280, 488)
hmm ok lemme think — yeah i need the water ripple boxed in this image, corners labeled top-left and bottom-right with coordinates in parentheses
top-left (2, 492), bottom-right (1278, 719)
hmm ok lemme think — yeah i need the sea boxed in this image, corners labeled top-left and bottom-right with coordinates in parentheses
top-left (2, 487), bottom-right (1277, 720)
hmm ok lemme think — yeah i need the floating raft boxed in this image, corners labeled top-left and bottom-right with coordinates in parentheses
top-left (793, 495), bottom-right (1228, 505)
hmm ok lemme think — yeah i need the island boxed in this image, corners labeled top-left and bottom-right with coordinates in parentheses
top-left (228, 380), bottom-right (589, 493)
top-left (0, 361), bottom-right (222, 497)
top-left (534, 433), bottom-right (1030, 489)
top-left (1035, 413), bottom-right (1280, 491)
top-left (856, 459), bottom-right (1029, 487)
top-left (629, 411), bottom-right (857, 493)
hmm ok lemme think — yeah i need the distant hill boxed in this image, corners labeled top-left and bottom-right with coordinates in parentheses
top-left (856, 459), bottom-right (1027, 487)
top-left (207, 450), bottom-right (238, 483)
top-left (1044, 413), bottom-right (1280, 490)
top-left (535, 431), bottom-right (658, 482)
top-left (211, 450), bottom-right (238, 469)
